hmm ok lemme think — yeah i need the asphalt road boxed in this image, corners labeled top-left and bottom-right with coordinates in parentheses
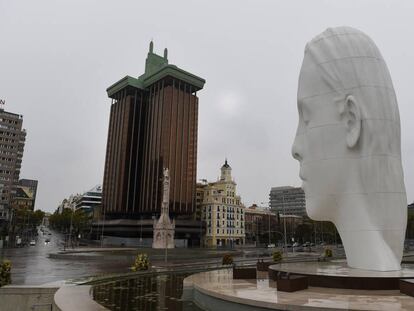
top-left (0, 229), bottom-right (132, 285)
top-left (0, 228), bottom-right (345, 286)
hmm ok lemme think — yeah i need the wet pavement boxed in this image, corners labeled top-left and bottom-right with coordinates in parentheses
top-left (0, 230), bottom-right (132, 285)
top-left (0, 228), bottom-right (347, 286)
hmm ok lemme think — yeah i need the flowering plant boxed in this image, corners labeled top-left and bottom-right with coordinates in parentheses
top-left (0, 260), bottom-right (11, 287)
top-left (131, 253), bottom-right (150, 271)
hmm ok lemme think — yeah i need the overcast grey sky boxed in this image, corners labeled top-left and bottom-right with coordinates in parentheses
top-left (1, 0), bottom-right (413, 212)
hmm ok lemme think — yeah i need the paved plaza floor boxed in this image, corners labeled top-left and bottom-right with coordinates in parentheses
top-left (184, 269), bottom-right (414, 310)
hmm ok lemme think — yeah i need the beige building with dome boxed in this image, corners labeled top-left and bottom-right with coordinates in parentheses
top-left (196, 160), bottom-right (245, 247)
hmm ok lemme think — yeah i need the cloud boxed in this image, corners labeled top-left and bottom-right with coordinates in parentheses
top-left (1, 0), bottom-right (414, 211)
top-left (216, 90), bottom-right (245, 116)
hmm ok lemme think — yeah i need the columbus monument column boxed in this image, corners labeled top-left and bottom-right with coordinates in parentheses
top-left (152, 168), bottom-right (175, 249)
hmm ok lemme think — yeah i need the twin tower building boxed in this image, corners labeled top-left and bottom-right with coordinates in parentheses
top-left (100, 42), bottom-right (205, 247)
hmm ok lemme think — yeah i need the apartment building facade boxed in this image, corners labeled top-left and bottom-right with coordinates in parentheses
top-left (197, 160), bottom-right (245, 248)
top-left (0, 102), bottom-right (26, 225)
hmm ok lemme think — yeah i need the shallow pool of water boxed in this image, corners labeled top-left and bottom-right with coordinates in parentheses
top-left (92, 272), bottom-right (203, 311)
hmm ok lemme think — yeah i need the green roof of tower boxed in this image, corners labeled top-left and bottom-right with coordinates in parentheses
top-left (107, 41), bottom-right (205, 98)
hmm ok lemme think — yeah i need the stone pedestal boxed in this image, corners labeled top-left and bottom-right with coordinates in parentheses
top-left (152, 168), bottom-right (175, 249)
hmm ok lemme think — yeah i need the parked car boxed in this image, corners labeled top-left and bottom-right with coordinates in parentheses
top-left (30, 240), bottom-right (36, 246)
top-left (267, 244), bottom-right (276, 249)
top-left (293, 242), bottom-right (304, 252)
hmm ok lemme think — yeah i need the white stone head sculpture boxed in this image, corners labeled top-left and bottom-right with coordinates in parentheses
top-left (292, 27), bottom-right (407, 271)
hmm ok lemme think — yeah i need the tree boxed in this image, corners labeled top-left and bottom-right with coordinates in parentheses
top-left (295, 223), bottom-right (313, 243)
top-left (406, 211), bottom-right (414, 239)
top-left (49, 209), bottom-right (91, 237)
top-left (8, 209), bottom-right (46, 244)
top-left (32, 210), bottom-right (45, 226)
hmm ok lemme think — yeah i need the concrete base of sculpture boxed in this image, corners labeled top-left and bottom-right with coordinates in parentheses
top-left (183, 266), bottom-right (414, 310)
top-left (269, 260), bottom-right (414, 290)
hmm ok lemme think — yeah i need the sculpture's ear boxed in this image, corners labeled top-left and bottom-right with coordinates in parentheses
top-left (341, 95), bottom-right (361, 148)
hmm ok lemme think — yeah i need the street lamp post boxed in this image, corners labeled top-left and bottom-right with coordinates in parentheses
top-left (69, 207), bottom-right (74, 249)
top-left (199, 208), bottom-right (203, 248)
top-left (268, 213), bottom-right (270, 246)
top-left (140, 215), bottom-right (143, 246)
top-left (260, 202), bottom-right (271, 246)
top-left (321, 222), bottom-right (324, 244)
top-left (100, 206), bottom-right (106, 248)
top-left (282, 195), bottom-right (288, 255)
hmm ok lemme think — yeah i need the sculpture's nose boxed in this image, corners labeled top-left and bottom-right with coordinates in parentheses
top-left (292, 135), bottom-right (303, 162)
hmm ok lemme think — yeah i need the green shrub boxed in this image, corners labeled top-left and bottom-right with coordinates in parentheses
top-left (272, 251), bottom-right (283, 262)
top-left (324, 248), bottom-right (333, 258)
top-left (131, 253), bottom-right (150, 271)
top-left (0, 260), bottom-right (11, 287)
top-left (222, 254), bottom-right (233, 265)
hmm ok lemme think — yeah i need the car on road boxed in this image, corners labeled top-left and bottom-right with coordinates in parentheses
top-left (293, 242), bottom-right (304, 252)
top-left (30, 240), bottom-right (36, 246)
top-left (267, 244), bottom-right (276, 248)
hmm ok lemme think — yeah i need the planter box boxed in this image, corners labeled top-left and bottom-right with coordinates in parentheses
top-left (257, 260), bottom-right (274, 271)
top-left (400, 279), bottom-right (414, 297)
top-left (276, 274), bottom-right (308, 292)
top-left (233, 267), bottom-right (257, 279)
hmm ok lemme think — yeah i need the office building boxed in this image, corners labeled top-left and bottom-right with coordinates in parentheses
top-left (18, 179), bottom-right (38, 209)
top-left (269, 186), bottom-right (306, 217)
top-left (244, 204), bottom-right (279, 245)
top-left (75, 185), bottom-right (102, 217)
top-left (0, 101), bottom-right (26, 227)
top-left (99, 42), bottom-right (205, 246)
top-left (11, 186), bottom-right (34, 211)
top-left (197, 160), bottom-right (245, 248)
top-left (56, 194), bottom-right (79, 214)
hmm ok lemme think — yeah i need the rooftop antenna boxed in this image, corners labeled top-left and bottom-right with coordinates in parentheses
top-left (0, 99), bottom-right (5, 108)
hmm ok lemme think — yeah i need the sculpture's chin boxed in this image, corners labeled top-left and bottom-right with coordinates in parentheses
top-left (304, 194), bottom-right (336, 222)
top-left (305, 202), bottom-right (326, 221)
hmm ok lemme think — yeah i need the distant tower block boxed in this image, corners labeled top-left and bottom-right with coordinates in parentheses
top-left (101, 41), bottom-right (205, 246)
top-left (103, 42), bottom-right (205, 218)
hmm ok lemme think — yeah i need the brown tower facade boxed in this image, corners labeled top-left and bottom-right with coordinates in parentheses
top-left (102, 43), bottom-right (205, 221)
